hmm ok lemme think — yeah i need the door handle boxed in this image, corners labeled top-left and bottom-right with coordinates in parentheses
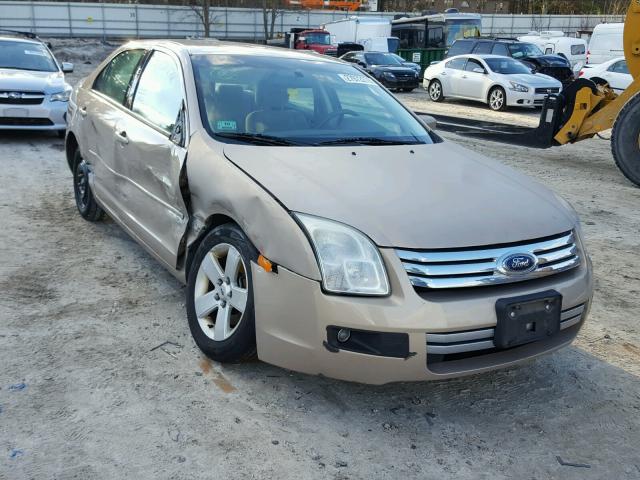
top-left (115, 130), bottom-right (129, 145)
top-left (441, 72), bottom-right (447, 75)
top-left (79, 106), bottom-right (87, 117)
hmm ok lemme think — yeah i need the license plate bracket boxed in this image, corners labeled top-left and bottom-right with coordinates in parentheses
top-left (494, 290), bottom-right (562, 349)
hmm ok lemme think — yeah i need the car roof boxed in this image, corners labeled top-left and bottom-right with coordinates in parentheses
top-left (448, 54), bottom-right (515, 61)
top-left (121, 39), bottom-right (342, 64)
top-left (0, 35), bottom-right (42, 45)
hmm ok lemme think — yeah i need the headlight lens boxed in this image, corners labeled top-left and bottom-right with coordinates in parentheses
top-left (383, 71), bottom-right (396, 80)
top-left (51, 89), bottom-right (71, 102)
top-left (509, 81), bottom-right (529, 92)
top-left (295, 213), bottom-right (390, 296)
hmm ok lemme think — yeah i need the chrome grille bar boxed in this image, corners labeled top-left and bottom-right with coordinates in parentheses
top-left (426, 304), bottom-right (585, 355)
top-left (396, 231), bottom-right (580, 289)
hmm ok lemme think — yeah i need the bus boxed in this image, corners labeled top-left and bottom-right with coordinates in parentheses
top-left (392, 12), bottom-right (482, 50)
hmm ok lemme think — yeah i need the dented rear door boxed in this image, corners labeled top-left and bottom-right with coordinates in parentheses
top-left (113, 50), bottom-right (189, 269)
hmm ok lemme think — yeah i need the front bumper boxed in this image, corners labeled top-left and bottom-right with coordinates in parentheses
top-left (253, 249), bottom-right (593, 384)
top-left (506, 89), bottom-right (557, 108)
top-left (382, 77), bottom-right (420, 90)
top-left (0, 99), bottom-right (67, 131)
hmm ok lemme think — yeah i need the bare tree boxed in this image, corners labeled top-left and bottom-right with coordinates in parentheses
top-left (262, 0), bottom-right (282, 41)
top-left (189, 0), bottom-right (212, 37)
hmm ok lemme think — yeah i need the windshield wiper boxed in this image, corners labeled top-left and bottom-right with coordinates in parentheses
top-left (214, 132), bottom-right (304, 146)
top-left (314, 137), bottom-right (421, 146)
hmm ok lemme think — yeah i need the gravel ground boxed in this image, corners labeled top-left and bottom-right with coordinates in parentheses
top-left (1, 41), bottom-right (639, 480)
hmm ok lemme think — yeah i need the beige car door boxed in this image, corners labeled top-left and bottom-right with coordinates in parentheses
top-left (113, 49), bottom-right (189, 269)
top-left (79, 49), bottom-right (147, 212)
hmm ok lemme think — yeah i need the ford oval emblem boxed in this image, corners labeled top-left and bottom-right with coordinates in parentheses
top-left (498, 252), bottom-right (537, 275)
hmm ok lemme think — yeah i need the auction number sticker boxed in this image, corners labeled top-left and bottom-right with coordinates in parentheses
top-left (338, 73), bottom-right (375, 85)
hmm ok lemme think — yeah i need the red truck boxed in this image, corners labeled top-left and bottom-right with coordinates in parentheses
top-left (286, 28), bottom-right (338, 55)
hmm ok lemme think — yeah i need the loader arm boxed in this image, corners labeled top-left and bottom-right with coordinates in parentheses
top-left (554, 1), bottom-right (640, 144)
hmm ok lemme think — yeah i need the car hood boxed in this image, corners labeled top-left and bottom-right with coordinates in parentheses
top-left (0, 68), bottom-right (67, 93)
top-left (523, 55), bottom-right (571, 68)
top-left (505, 73), bottom-right (561, 86)
top-left (224, 142), bottom-right (576, 249)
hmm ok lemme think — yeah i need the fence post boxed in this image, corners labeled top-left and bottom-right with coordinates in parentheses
top-left (135, 4), bottom-right (139, 38)
top-left (30, 1), bottom-right (36, 35)
top-left (67, 2), bottom-right (73, 36)
top-left (101, 0), bottom-right (106, 42)
top-left (167, 7), bottom-right (172, 38)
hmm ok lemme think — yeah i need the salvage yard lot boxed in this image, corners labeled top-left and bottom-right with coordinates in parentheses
top-left (1, 42), bottom-right (639, 479)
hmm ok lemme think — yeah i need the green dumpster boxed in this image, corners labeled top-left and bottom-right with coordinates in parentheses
top-left (397, 48), bottom-right (446, 77)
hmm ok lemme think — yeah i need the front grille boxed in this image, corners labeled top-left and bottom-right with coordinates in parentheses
top-left (538, 67), bottom-right (574, 83)
top-left (426, 303), bottom-right (585, 357)
top-left (393, 71), bottom-right (416, 79)
top-left (395, 231), bottom-right (580, 290)
top-left (0, 91), bottom-right (45, 105)
top-left (534, 87), bottom-right (560, 94)
top-left (0, 117), bottom-right (53, 126)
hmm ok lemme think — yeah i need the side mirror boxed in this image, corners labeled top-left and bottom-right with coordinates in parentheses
top-left (418, 114), bottom-right (437, 130)
top-left (357, 61), bottom-right (366, 68)
top-left (62, 62), bottom-right (74, 73)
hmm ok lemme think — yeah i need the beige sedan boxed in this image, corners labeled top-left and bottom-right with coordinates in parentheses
top-left (65, 40), bottom-right (593, 384)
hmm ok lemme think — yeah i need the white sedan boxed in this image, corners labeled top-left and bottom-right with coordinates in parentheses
top-left (579, 57), bottom-right (632, 93)
top-left (423, 54), bottom-right (563, 111)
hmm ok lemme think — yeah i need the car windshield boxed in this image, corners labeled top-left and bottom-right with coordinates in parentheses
top-left (191, 54), bottom-right (433, 146)
top-left (0, 40), bottom-right (58, 72)
top-left (508, 43), bottom-right (544, 59)
top-left (305, 33), bottom-right (331, 45)
top-left (364, 53), bottom-right (402, 66)
top-left (485, 58), bottom-right (532, 74)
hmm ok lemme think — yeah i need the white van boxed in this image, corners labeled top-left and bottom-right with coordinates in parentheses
top-left (518, 31), bottom-right (587, 70)
top-left (587, 23), bottom-right (624, 65)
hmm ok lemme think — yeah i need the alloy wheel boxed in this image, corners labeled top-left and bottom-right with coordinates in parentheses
top-left (193, 243), bottom-right (248, 341)
top-left (75, 161), bottom-right (89, 210)
top-left (490, 89), bottom-right (504, 110)
top-left (429, 82), bottom-right (441, 100)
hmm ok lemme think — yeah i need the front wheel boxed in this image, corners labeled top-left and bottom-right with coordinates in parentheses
top-left (611, 92), bottom-right (640, 186)
top-left (428, 80), bottom-right (444, 102)
top-left (488, 86), bottom-right (507, 112)
top-left (186, 224), bottom-right (259, 362)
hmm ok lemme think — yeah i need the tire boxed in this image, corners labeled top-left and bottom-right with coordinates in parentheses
top-left (72, 149), bottom-right (104, 222)
top-left (428, 80), bottom-right (444, 102)
top-left (186, 224), bottom-right (259, 363)
top-left (488, 86), bottom-right (507, 111)
top-left (611, 92), bottom-right (640, 187)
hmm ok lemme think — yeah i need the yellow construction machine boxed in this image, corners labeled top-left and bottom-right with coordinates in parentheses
top-left (425, 1), bottom-right (640, 186)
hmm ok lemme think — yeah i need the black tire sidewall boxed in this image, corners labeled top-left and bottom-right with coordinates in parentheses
top-left (612, 93), bottom-right (640, 186)
top-left (186, 224), bottom-right (259, 362)
top-left (72, 149), bottom-right (102, 221)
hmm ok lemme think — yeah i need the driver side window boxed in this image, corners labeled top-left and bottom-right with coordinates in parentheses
top-left (464, 59), bottom-right (485, 72)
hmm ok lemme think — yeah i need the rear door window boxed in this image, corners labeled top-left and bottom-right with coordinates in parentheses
top-left (445, 57), bottom-right (467, 70)
top-left (93, 49), bottom-right (146, 104)
top-left (491, 43), bottom-right (510, 56)
top-left (131, 51), bottom-right (184, 133)
top-left (447, 40), bottom-right (474, 57)
top-left (473, 42), bottom-right (494, 54)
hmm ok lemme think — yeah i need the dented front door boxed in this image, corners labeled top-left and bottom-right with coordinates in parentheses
top-left (112, 50), bottom-right (189, 269)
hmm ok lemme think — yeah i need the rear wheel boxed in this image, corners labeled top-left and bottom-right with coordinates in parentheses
top-left (488, 86), bottom-right (507, 111)
top-left (611, 92), bottom-right (640, 187)
top-left (428, 80), bottom-right (444, 102)
top-left (73, 150), bottom-right (104, 222)
top-left (186, 224), bottom-right (258, 362)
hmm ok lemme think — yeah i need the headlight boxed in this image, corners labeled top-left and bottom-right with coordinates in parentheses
top-left (383, 71), bottom-right (396, 80)
top-left (509, 81), bottom-right (529, 93)
top-left (50, 89), bottom-right (71, 102)
top-left (295, 213), bottom-right (390, 296)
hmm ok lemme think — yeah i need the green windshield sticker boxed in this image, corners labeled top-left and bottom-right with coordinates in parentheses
top-left (216, 120), bottom-right (237, 131)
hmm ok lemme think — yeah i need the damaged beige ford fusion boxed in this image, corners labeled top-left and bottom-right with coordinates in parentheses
top-left (65, 40), bottom-right (593, 384)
